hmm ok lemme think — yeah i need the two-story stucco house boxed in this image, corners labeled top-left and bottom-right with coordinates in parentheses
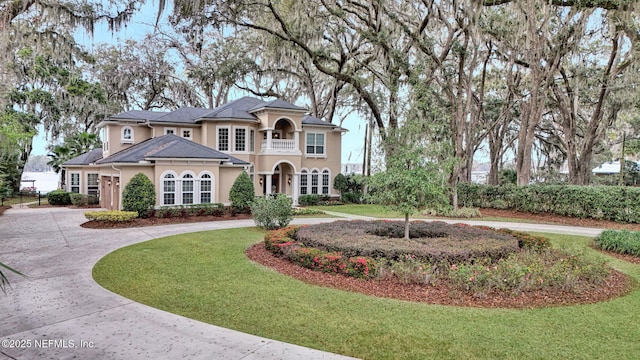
top-left (61, 96), bottom-right (346, 210)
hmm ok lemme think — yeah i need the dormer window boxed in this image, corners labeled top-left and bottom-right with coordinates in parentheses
top-left (121, 126), bottom-right (134, 143)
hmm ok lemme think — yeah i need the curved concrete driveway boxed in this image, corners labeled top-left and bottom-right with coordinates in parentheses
top-left (0, 207), bottom-right (604, 359)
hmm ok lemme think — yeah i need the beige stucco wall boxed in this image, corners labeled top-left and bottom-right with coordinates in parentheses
top-left (104, 124), bottom-right (152, 156)
top-left (218, 167), bottom-right (245, 204)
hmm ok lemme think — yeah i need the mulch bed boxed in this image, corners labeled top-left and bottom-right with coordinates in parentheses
top-left (81, 213), bottom-right (253, 229)
top-left (246, 243), bottom-right (636, 309)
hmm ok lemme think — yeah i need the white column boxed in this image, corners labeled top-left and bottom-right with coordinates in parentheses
top-left (266, 174), bottom-right (272, 195)
top-left (266, 130), bottom-right (273, 150)
top-left (292, 174), bottom-right (299, 206)
top-left (294, 131), bottom-right (300, 151)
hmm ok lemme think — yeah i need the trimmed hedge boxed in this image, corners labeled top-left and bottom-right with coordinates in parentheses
top-left (264, 226), bottom-right (377, 278)
top-left (47, 190), bottom-right (72, 205)
top-left (458, 183), bottom-right (640, 223)
top-left (594, 230), bottom-right (640, 256)
top-left (295, 220), bottom-right (520, 263)
top-left (153, 203), bottom-right (225, 218)
top-left (70, 193), bottom-right (99, 206)
top-left (298, 194), bottom-right (321, 206)
top-left (84, 211), bottom-right (138, 222)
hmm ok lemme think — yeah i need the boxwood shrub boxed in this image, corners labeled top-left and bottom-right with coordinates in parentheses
top-left (70, 193), bottom-right (99, 206)
top-left (153, 203), bottom-right (225, 218)
top-left (298, 194), bottom-right (321, 206)
top-left (47, 190), bottom-right (72, 205)
top-left (84, 211), bottom-right (138, 222)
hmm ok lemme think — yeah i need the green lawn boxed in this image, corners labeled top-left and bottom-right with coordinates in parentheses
top-left (93, 228), bottom-right (640, 360)
top-left (308, 204), bottom-right (537, 223)
top-left (1, 194), bottom-right (44, 206)
top-left (309, 204), bottom-right (406, 218)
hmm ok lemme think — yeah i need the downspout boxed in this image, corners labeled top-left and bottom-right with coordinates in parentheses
top-left (146, 122), bottom-right (155, 138)
top-left (111, 164), bottom-right (122, 210)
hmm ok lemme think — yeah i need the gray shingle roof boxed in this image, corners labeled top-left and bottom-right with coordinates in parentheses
top-left (248, 99), bottom-right (307, 112)
top-left (109, 97), bottom-right (311, 124)
top-left (200, 96), bottom-right (265, 120)
top-left (111, 110), bottom-right (169, 121)
top-left (302, 115), bottom-right (336, 127)
top-left (62, 148), bottom-right (103, 165)
top-left (95, 134), bottom-right (248, 165)
top-left (153, 107), bottom-right (212, 124)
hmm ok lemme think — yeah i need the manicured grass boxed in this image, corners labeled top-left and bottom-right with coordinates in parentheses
top-left (309, 204), bottom-right (536, 223)
top-left (93, 228), bottom-right (640, 360)
top-left (1, 194), bottom-right (44, 206)
top-left (309, 204), bottom-right (407, 218)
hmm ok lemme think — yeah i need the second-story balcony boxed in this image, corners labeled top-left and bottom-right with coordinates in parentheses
top-left (261, 139), bottom-right (299, 153)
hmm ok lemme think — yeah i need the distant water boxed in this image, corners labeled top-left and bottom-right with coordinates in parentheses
top-left (21, 172), bottom-right (60, 193)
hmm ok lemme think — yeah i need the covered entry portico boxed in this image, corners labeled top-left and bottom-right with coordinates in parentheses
top-left (258, 161), bottom-right (299, 205)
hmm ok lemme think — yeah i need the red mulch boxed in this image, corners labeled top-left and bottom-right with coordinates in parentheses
top-left (0, 206), bottom-right (9, 215)
top-left (81, 213), bottom-right (253, 229)
top-left (246, 244), bottom-right (636, 309)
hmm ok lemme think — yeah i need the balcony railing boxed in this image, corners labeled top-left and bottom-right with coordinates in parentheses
top-left (262, 139), bottom-right (297, 152)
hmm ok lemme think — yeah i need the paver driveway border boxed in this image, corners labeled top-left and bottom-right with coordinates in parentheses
top-left (0, 207), bottom-right (604, 359)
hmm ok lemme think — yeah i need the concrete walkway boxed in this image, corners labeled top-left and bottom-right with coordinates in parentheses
top-left (0, 207), bottom-right (605, 359)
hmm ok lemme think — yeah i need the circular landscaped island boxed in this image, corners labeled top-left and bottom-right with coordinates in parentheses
top-left (248, 220), bottom-right (632, 308)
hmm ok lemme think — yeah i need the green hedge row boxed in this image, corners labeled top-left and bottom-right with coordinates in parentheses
top-left (84, 211), bottom-right (138, 222)
top-left (458, 183), bottom-right (640, 223)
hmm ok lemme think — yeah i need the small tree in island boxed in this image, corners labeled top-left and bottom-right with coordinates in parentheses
top-left (367, 122), bottom-right (448, 239)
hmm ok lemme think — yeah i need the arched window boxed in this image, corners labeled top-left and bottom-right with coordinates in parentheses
top-left (322, 169), bottom-right (330, 195)
top-left (121, 126), bottom-right (134, 143)
top-left (311, 170), bottom-right (319, 194)
top-left (182, 174), bottom-right (194, 204)
top-left (300, 169), bottom-right (308, 195)
top-left (200, 174), bottom-right (212, 204)
top-left (163, 173), bottom-right (176, 205)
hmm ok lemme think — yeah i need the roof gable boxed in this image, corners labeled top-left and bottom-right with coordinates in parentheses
top-left (201, 96), bottom-right (264, 120)
top-left (248, 99), bottom-right (307, 112)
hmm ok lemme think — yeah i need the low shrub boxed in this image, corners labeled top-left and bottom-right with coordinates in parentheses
top-left (447, 249), bottom-right (610, 295)
top-left (594, 230), bottom-right (640, 256)
top-left (292, 208), bottom-right (325, 216)
top-left (154, 203), bottom-right (226, 218)
top-left (377, 254), bottom-right (438, 285)
top-left (264, 225), bottom-right (299, 253)
top-left (69, 193), bottom-right (99, 206)
top-left (423, 207), bottom-right (482, 218)
top-left (84, 210), bottom-right (138, 222)
top-left (341, 192), bottom-right (361, 204)
top-left (264, 226), bottom-right (377, 278)
top-left (251, 194), bottom-right (293, 230)
top-left (47, 190), bottom-right (71, 205)
top-left (495, 228), bottom-right (551, 252)
top-left (298, 194), bottom-right (321, 206)
top-left (296, 220), bottom-right (519, 263)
